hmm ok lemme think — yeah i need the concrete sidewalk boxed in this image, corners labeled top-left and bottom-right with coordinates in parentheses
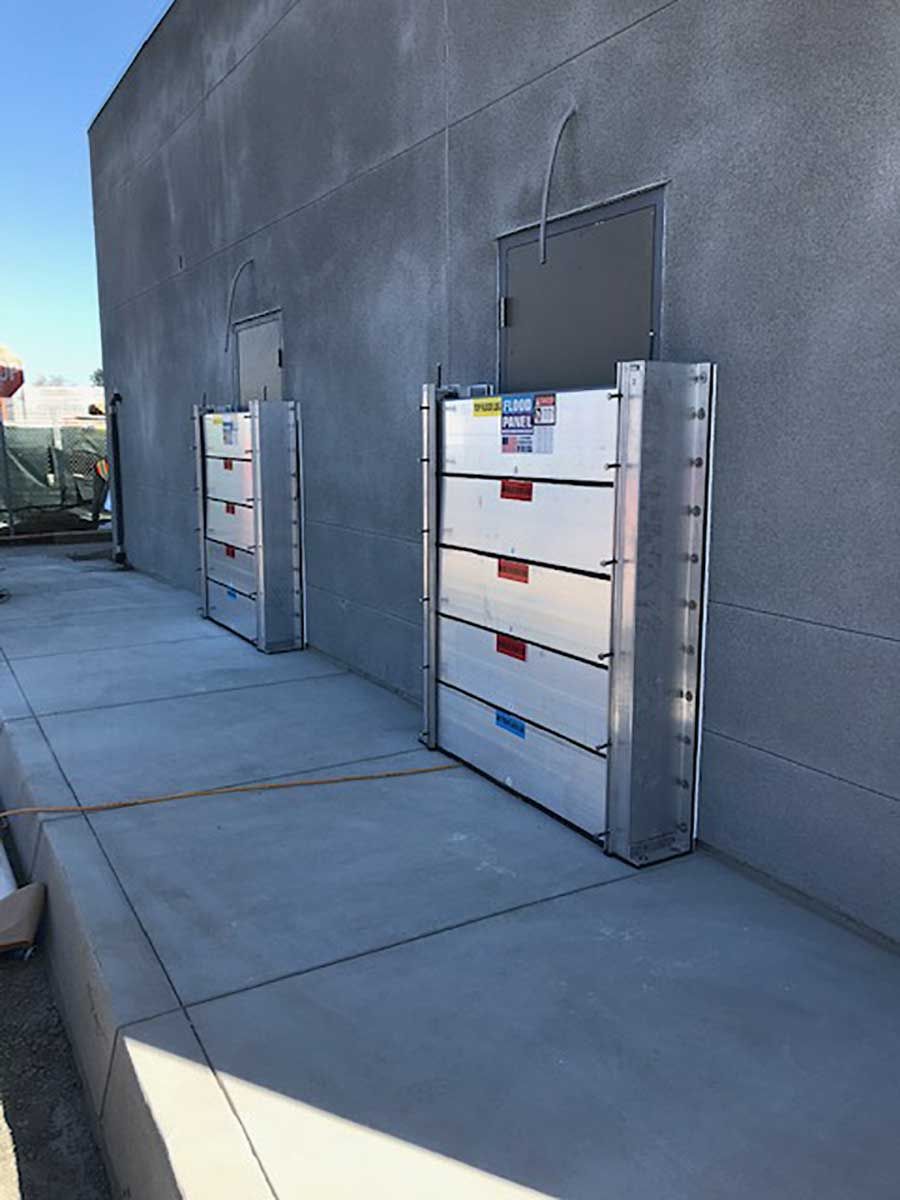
top-left (0, 546), bottom-right (898, 1199)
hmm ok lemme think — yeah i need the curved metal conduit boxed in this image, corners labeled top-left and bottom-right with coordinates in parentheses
top-left (539, 104), bottom-right (577, 264)
top-left (223, 258), bottom-right (255, 352)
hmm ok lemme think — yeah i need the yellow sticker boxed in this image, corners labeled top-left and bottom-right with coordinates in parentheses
top-left (212, 415), bottom-right (223, 425)
top-left (473, 396), bottom-right (502, 418)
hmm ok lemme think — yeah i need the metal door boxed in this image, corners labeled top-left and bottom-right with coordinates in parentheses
top-left (235, 315), bottom-right (283, 404)
top-left (499, 193), bottom-right (662, 392)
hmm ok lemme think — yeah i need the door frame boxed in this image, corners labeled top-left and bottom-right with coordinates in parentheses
top-left (232, 308), bottom-right (283, 408)
top-left (496, 185), bottom-right (666, 392)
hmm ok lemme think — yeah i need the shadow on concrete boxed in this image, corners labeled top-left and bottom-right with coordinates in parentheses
top-left (126, 853), bottom-right (900, 1200)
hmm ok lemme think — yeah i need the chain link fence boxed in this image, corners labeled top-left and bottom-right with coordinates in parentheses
top-left (0, 418), bottom-right (110, 537)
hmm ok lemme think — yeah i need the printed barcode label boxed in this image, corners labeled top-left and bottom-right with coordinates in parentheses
top-left (496, 634), bottom-right (527, 661)
top-left (497, 558), bottom-right (529, 584)
top-left (500, 479), bottom-right (533, 501)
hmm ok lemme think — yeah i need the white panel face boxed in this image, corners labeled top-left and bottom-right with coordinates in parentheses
top-left (204, 456), bottom-right (254, 505)
top-left (438, 686), bottom-right (607, 834)
top-left (207, 579), bottom-right (257, 642)
top-left (203, 412), bottom-right (253, 459)
top-left (438, 547), bottom-right (611, 661)
top-left (441, 389), bottom-right (619, 483)
top-left (438, 618), bottom-right (608, 750)
top-left (205, 539), bottom-right (256, 596)
top-left (440, 476), bottom-right (614, 573)
top-left (206, 499), bottom-right (256, 551)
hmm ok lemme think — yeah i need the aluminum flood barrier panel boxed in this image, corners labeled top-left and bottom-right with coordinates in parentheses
top-left (194, 400), bottom-right (305, 653)
top-left (422, 363), bottom-right (715, 866)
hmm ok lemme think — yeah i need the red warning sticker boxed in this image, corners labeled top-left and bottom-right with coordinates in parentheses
top-left (534, 393), bottom-right (557, 425)
top-left (225, 502), bottom-right (236, 514)
top-left (224, 458), bottom-right (234, 471)
top-left (500, 479), bottom-right (533, 502)
top-left (496, 634), bottom-right (527, 661)
top-left (497, 558), bottom-right (529, 584)
top-left (225, 545), bottom-right (236, 559)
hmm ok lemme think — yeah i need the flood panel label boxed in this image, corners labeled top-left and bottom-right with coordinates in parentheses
top-left (497, 558), bottom-right (530, 583)
top-left (501, 393), bottom-right (555, 454)
top-left (495, 710), bottom-right (526, 739)
top-left (500, 479), bottom-right (533, 502)
top-left (496, 634), bottom-right (528, 661)
top-left (473, 396), bottom-right (502, 418)
top-left (501, 393), bottom-right (534, 454)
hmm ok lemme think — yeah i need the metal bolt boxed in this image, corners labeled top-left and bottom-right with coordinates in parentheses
top-left (690, 505), bottom-right (702, 517)
top-left (697, 408), bottom-right (706, 420)
top-left (693, 457), bottom-right (704, 468)
top-left (685, 691), bottom-right (694, 702)
top-left (688, 599), bottom-right (698, 610)
top-left (690, 553), bottom-right (699, 563)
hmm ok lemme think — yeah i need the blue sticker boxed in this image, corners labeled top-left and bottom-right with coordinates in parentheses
top-left (226, 588), bottom-right (237, 600)
top-left (501, 392), bottom-right (535, 454)
top-left (495, 710), bottom-right (526, 739)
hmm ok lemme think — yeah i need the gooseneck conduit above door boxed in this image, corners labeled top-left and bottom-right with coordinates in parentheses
top-left (539, 104), bottom-right (577, 264)
top-left (223, 259), bottom-right (255, 353)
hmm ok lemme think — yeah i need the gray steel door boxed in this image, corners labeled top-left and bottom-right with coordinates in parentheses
top-left (236, 316), bottom-right (283, 404)
top-left (499, 195), bottom-right (662, 392)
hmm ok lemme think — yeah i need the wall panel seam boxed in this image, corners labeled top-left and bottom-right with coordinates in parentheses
top-left (447, 0), bottom-right (687, 128)
top-left (307, 583), bottom-right (419, 630)
top-left (710, 598), bottom-right (900, 647)
top-left (104, 129), bottom-right (446, 316)
top-left (96, 0), bottom-right (690, 315)
top-left (705, 729), bottom-right (900, 806)
top-left (94, 0), bottom-right (321, 201)
top-left (95, 0), bottom-right (687, 205)
top-left (306, 518), bottom-right (418, 546)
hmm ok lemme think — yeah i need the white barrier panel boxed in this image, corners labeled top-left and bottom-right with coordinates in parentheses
top-left (441, 388), bottom-right (619, 482)
top-left (438, 547), bottom-right (611, 661)
top-left (438, 617), bottom-right (608, 750)
top-left (438, 686), bottom-right (607, 835)
top-left (440, 476), bottom-right (614, 573)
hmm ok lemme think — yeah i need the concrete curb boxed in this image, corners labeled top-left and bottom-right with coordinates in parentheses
top-left (0, 717), bottom-right (272, 1199)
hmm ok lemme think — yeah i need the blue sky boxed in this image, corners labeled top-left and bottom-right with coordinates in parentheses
top-left (1, 2), bottom-right (173, 384)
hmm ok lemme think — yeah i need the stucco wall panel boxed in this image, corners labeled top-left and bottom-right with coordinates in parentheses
top-left (700, 733), bottom-right (900, 944)
top-left (206, 0), bottom-right (445, 250)
top-left (91, 0), bottom-right (206, 206)
top-left (446, 0), bottom-right (669, 122)
top-left (704, 604), bottom-right (900, 804)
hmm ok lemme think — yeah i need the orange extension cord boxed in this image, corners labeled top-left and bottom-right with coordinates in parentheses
top-left (0, 762), bottom-right (461, 821)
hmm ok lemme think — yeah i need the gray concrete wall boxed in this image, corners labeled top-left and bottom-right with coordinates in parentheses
top-left (90, 0), bottom-right (900, 940)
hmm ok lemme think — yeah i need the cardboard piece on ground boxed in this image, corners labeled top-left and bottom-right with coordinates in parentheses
top-left (0, 882), bottom-right (46, 951)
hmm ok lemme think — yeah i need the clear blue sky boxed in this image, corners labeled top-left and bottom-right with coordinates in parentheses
top-left (1, 2), bottom-right (173, 384)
